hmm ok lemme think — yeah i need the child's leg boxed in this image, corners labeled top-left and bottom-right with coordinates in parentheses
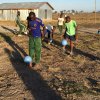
top-left (69, 35), bottom-right (76, 55)
top-left (52, 33), bottom-right (53, 39)
top-left (47, 30), bottom-right (51, 43)
top-left (63, 46), bottom-right (66, 51)
top-left (70, 40), bottom-right (74, 54)
top-left (47, 31), bottom-right (50, 39)
top-left (19, 24), bottom-right (24, 35)
top-left (59, 25), bottom-right (62, 34)
top-left (75, 33), bottom-right (78, 44)
top-left (21, 24), bottom-right (26, 32)
top-left (75, 33), bottom-right (78, 41)
top-left (63, 35), bottom-right (69, 52)
top-left (17, 24), bottom-right (21, 35)
top-left (34, 38), bottom-right (42, 64)
top-left (61, 25), bottom-right (63, 34)
top-left (29, 37), bottom-right (35, 67)
top-left (50, 33), bottom-right (53, 43)
top-left (23, 24), bottom-right (27, 32)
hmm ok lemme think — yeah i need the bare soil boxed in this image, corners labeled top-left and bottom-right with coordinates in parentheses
top-left (0, 23), bottom-right (100, 100)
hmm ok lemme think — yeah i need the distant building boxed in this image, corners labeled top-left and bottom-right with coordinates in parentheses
top-left (0, 2), bottom-right (54, 21)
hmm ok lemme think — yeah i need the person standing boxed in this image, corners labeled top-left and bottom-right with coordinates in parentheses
top-left (58, 14), bottom-right (64, 34)
top-left (15, 11), bottom-right (27, 36)
top-left (63, 16), bottom-right (78, 55)
top-left (28, 12), bottom-right (45, 69)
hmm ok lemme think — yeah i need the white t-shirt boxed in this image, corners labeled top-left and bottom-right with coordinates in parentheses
top-left (46, 24), bottom-right (53, 32)
top-left (58, 18), bottom-right (64, 25)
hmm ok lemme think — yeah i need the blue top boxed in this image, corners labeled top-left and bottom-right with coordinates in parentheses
top-left (29, 18), bottom-right (44, 37)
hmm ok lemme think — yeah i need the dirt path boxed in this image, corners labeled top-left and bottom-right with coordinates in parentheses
top-left (0, 25), bottom-right (100, 100)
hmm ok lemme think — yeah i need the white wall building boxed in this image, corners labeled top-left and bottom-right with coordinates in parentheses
top-left (0, 2), bottom-right (54, 21)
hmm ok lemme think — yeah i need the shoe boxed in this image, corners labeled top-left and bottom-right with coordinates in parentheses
top-left (50, 39), bottom-right (53, 43)
top-left (24, 32), bottom-right (28, 35)
top-left (70, 52), bottom-right (74, 56)
top-left (18, 34), bottom-right (22, 36)
top-left (48, 42), bottom-right (50, 45)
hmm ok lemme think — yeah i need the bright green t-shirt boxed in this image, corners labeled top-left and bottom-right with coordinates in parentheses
top-left (65, 20), bottom-right (77, 36)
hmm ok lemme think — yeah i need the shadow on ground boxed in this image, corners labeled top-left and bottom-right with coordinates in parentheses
top-left (0, 32), bottom-right (62, 100)
top-left (52, 39), bottom-right (100, 61)
top-left (1, 26), bottom-right (18, 35)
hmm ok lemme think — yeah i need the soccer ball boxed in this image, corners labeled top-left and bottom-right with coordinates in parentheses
top-left (24, 56), bottom-right (32, 63)
top-left (61, 39), bottom-right (68, 46)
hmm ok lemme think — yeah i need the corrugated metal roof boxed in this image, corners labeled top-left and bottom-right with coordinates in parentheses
top-left (0, 2), bottom-right (54, 10)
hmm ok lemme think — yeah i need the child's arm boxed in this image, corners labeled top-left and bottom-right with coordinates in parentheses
top-left (73, 20), bottom-right (78, 41)
top-left (75, 25), bottom-right (78, 41)
top-left (61, 27), bottom-right (67, 39)
top-left (42, 26), bottom-right (46, 39)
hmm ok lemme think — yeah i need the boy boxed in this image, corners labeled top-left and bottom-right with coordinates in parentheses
top-left (28, 12), bottom-right (45, 69)
top-left (45, 24), bottom-right (56, 44)
top-left (63, 16), bottom-right (78, 55)
top-left (15, 11), bottom-right (27, 36)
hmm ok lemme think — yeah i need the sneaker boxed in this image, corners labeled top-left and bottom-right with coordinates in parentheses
top-left (50, 39), bottom-right (53, 43)
top-left (48, 42), bottom-right (51, 45)
top-left (70, 52), bottom-right (74, 56)
top-left (24, 32), bottom-right (28, 35)
top-left (18, 34), bottom-right (22, 37)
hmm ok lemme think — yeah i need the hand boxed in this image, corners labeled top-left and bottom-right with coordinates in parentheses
top-left (28, 28), bottom-right (31, 31)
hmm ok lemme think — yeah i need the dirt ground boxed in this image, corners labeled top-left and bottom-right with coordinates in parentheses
top-left (0, 23), bottom-right (100, 100)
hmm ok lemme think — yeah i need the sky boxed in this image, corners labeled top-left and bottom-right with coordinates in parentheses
top-left (0, 0), bottom-right (100, 12)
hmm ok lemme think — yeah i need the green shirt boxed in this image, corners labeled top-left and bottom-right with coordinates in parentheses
top-left (65, 20), bottom-right (77, 36)
top-left (15, 16), bottom-right (21, 26)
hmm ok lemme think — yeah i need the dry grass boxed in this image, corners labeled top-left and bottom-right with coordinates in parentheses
top-left (53, 13), bottom-right (100, 28)
top-left (0, 13), bottom-right (100, 28)
top-left (0, 14), bottom-right (100, 100)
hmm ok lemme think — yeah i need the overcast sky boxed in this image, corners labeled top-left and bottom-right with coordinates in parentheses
top-left (0, 0), bottom-right (100, 12)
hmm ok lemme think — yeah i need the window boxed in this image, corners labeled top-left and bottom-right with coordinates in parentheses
top-left (45, 9), bottom-right (47, 19)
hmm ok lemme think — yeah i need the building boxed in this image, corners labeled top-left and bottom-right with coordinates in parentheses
top-left (0, 2), bottom-right (54, 21)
